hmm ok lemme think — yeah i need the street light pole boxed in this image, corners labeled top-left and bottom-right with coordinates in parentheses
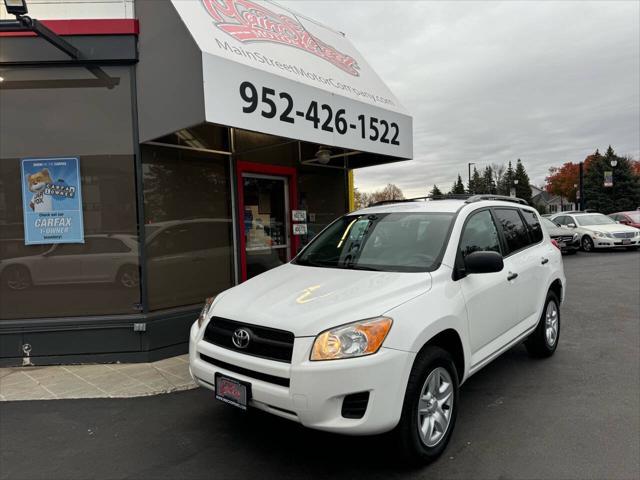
top-left (468, 162), bottom-right (475, 194)
top-left (610, 158), bottom-right (618, 208)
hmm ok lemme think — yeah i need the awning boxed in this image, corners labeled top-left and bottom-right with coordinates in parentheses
top-left (139, 0), bottom-right (412, 160)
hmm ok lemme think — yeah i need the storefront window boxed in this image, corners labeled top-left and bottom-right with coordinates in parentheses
top-left (0, 66), bottom-right (139, 320)
top-left (142, 145), bottom-right (235, 310)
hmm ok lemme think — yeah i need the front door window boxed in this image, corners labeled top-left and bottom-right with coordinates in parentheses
top-left (242, 174), bottom-right (290, 279)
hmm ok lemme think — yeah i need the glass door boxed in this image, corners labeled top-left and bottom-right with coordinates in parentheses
top-left (241, 173), bottom-right (291, 280)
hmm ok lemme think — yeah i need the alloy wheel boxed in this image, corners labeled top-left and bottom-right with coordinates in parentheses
top-left (545, 300), bottom-right (559, 347)
top-left (417, 367), bottom-right (454, 447)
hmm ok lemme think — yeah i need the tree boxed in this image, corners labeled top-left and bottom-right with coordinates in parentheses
top-left (497, 161), bottom-right (515, 196)
top-left (366, 183), bottom-right (405, 206)
top-left (467, 167), bottom-right (482, 194)
top-left (514, 159), bottom-right (533, 204)
top-left (430, 184), bottom-right (443, 196)
top-left (491, 163), bottom-right (505, 190)
top-left (583, 146), bottom-right (640, 213)
top-left (481, 165), bottom-right (497, 194)
top-left (545, 162), bottom-right (580, 203)
top-left (353, 188), bottom-right (370, 210)
top-left (451, 174), bottom-right (466, 194)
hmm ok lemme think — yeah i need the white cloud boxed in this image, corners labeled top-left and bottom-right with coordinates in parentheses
top-left (280, 0), bottom-right (640, 196)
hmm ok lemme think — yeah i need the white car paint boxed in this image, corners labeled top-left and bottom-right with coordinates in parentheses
top-left (550, 212), bottom-right (640, 249)
top-left (190, 199), bottom-right (565, 436)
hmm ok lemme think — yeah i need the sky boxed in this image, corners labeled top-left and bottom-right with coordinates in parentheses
top-left (280, 0), bottom-right (640, 197)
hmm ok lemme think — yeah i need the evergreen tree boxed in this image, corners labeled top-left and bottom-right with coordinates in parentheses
top-left (430, 184), bottom-right (443, 196)
top-left (467, 167), bottom-right (482, 194)
top-left (452, 174), bottom-right (466, 194)
top-left (482, 165), bottom-right (496, 194)
top-left (497, 161), bottom-right (515, 196)
top-left (584, 146), bottom-right (640, 213)
top-left (514, 159), bottom-right (533, 204)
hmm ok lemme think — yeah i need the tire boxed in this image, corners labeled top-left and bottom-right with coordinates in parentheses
top-left (581, 236), bottom-right (594, 252)
top-left (116, 264), bottom-right (140, 289)
top-left (525, 290), bottom-right (560, 358)
top-left (394, 346), bottom-right (459, 464)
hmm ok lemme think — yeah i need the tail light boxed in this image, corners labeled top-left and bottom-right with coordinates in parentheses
top-left (551, 239), bottom-right (561, 250)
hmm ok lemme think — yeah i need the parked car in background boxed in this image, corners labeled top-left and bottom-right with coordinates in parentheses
top-left (541, 218), bottom-right (579, 254)
top-left (550, 212), bottom-right (640, 252)
top-left (608, 211), bottom-right (640, 229)
top-left (190, 196), bottom-right (565, 463)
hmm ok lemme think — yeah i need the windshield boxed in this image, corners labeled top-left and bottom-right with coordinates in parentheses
top-left (576, 214), bottom-right (615, 226)
top-left (294, 212), bottom-right (455, 272)
top-left (542, 218), bottom-right (558, 230)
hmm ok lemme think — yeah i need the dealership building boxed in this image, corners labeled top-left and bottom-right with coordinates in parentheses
top-left (0, 0), bottom-right (412, 365)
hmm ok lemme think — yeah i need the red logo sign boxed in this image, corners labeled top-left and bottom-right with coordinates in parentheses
top-left (202, 0), bottom-right (361, 76)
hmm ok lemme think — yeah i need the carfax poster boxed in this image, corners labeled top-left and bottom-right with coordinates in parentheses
top-left (20, 157), bottom-right (84, 245)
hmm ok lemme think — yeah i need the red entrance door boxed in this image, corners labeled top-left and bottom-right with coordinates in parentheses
top-left (236, 162), bottom-right (298, 281)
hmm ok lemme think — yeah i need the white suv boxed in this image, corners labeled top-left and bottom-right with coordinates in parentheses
top-left (189, 196), bottom-right (565, 462)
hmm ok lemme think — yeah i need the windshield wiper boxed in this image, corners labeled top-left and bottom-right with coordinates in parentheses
top-left (343, 264), bottom-right (383, 271)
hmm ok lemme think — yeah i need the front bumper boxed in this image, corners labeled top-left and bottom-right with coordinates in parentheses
top-left (188, 322), bottom-right (415, 435)
top-left (591, 236), bottom-right (640, 248)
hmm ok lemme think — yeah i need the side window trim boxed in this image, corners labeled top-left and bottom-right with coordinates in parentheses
top-left (520, 209), bottom-right (544, 247)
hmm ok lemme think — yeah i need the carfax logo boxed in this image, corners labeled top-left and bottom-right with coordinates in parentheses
top-left (202, 0), bottom-right (361, 76)
top-left (21, 158), bottom-right (84, 245)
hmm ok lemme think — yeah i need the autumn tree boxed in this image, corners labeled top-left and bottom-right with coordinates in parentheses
top-left (545, 162), bottom-right (580, 202)
top-left (364, 184), bottom-right (406, 206)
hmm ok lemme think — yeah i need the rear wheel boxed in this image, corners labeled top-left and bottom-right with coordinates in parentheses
top-left (581, 236), bottom-right (594, 252)
top-left (525, 290), bottom-right (560, 358)
top-left (394, 346), bottom-right (459, 463)
top-left (117, 265), bottom-right (139, 289)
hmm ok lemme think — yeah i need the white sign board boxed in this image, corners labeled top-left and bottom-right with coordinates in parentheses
top-left (292, 210), bottom-right (307, 222)
top-left (293, 224), bottom-right (308, 235)
top-left (171, 0), bottom-right (413, 159)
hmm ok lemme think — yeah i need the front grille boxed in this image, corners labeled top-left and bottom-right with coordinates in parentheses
top-left (200, 354), bottom-right (290, 387)
top-left (341, 391), bottom-right (370, 419)
top-left (612, 232), bottom-right (635, 239)
top-left (204, 317), bottom-right (294, 363)
top-left (552, 234), bottom-right (575, 243)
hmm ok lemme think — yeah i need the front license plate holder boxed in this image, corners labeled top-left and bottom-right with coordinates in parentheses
top-left (621, 239), bottom-right (631, 245)
top-left (215, 373), bottom-right (251, 410)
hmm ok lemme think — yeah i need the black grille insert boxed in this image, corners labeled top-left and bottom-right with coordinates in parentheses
top-left (200, 354), bottom-right (290, 388)
top-left (204, 317), bottom-right (294, 363)
top-left (341, 391), bottom-right (370, 419)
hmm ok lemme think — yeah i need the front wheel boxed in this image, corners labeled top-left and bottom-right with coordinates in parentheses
top-left (525, 290), bottom-right (560, 358)
top-left (581, 236), bottom-right (594, 252)
top-left (394, 346), bottom-right (459, 463)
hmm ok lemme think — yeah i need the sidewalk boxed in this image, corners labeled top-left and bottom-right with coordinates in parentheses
top-left (0, 355), bottom-right (197, 401)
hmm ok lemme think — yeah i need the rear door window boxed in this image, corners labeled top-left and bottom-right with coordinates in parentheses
top-left (520, 210), bottom-right (543, 243)
top-left (494, 208), bottom-right (532, 254)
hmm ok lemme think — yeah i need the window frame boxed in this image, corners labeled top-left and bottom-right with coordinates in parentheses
top-left (492, 207), bottom-right (536, 257)
top-left (453, 207), bottom-right (504, 280)
top-left (519, 208), bottom-right (545, 246)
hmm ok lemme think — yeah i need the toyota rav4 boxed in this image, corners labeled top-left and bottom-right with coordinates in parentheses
top-left (189, 195), bottom-right (566, 463)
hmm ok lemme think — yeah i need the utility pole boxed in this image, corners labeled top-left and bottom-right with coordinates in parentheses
top-left (578, 162), bottom-right (584, 211)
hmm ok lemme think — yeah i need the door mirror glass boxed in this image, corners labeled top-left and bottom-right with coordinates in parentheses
top-left (464, 251), bottom-right (504, 275)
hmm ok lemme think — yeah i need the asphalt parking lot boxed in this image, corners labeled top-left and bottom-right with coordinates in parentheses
top-left (1, 250), bottom-right (639, 480)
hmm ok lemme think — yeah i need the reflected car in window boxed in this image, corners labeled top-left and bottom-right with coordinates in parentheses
top-left (0, 234), bottom-right (139, 291)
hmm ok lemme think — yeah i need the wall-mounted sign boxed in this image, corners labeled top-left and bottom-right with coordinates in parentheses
top-left (292, 210), bottom-right (307, 222)
top-left (21, 157), bottom-right (84, 245)
top-left (293, 224), bottom-right (308, 236)
top-left (604, 171), bottom-right (613, 187)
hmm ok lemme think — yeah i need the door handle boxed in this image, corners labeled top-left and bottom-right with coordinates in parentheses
top-left (507, 272), bottom-right (518, 281)
top-left (541, 258), bottom-right (549, 265)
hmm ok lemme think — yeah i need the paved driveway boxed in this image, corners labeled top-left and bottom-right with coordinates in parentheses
top-left (1, 250), bottom-right (638, 480)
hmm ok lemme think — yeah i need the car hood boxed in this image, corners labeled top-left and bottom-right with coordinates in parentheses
top-left (210, 263), bottom-right (432, 336)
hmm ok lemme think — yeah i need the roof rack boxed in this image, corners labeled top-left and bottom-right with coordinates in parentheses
top-left (465, 195), bottom-right (529, 206)
top-left (369, 194), bottom-right (472, 207)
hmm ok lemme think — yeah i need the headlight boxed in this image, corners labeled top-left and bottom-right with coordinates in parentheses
top-left (310, 317), bottom-right (393, 361)
top-left (593, 231), bottom-right (607, 238)
top-left (197, 296), bottom-right (215, 329)
top-left (572, 233), bottom-right (579, 241)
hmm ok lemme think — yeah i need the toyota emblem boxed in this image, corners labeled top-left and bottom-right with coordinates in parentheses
top-left (232, 328), bottom-right (251, 349)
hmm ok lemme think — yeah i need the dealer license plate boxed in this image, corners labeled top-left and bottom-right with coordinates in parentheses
top-left (215, 373), bottom-right (250, 410)
top-left (622, 239), bottom-right (631, 245)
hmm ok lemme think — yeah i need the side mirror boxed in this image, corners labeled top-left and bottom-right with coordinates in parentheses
top-left (567, 223), bottom-right (576, 228)
top-left (464, 251), bottom-right (504, 275)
